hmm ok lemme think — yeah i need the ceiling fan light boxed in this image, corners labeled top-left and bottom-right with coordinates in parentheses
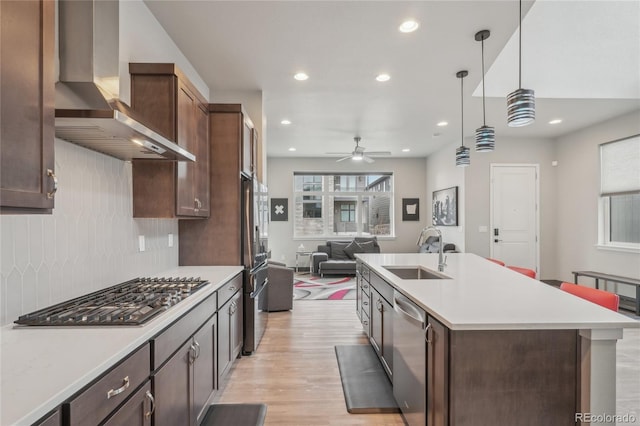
top-left (352, 155), bottom-right (363, 161)
top-left (475, 125), bottom-right (495, 152)
top-left (455, 145), bottom-right (470, 167)
top-left (507, 88), bottom-right (535, 127)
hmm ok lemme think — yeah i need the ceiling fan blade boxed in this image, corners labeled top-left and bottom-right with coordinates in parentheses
top-left (326, 152), bottom-right (352, 155)
top-left (336, 156), bottom-right (352, 162)
top-left (363, 156), bottom-right (375, 163)
top-left (364, 151), bottom-right (392, 156)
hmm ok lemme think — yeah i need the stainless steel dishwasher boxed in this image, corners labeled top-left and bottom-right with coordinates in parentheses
top-left (393, 290), bottom-right (427, 426)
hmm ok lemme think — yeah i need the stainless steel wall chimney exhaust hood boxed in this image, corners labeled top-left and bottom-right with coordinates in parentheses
top-left (55, 0), bottom-right (195, 162)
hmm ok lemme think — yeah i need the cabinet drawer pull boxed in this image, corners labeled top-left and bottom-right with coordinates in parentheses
top-left (106, 376), bottom-right (130, 399)
top-left (363, 320), bottom-right (369, 326)
top-left (46, 169), bottom-right (58, 199)
top-left (144, 390), bottom-right (155, 418)
top-left (362, 301), bottom-right (368, 306)
top-left (229, 286), bottom-right (236, 292)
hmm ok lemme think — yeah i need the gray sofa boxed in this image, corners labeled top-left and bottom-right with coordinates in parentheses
top-left (418, 236), bottom-right (457, 253)
top-left (311, 237), bottom-right (380, 276)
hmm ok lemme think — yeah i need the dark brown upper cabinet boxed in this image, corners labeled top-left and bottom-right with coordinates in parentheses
top-left (1, 0), bottom-right (56, 214)
top-left (129, 63), bottom-right (209, 218)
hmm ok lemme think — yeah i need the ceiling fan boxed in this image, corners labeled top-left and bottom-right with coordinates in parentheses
top-left (327, 137), bottom-right (391, 163)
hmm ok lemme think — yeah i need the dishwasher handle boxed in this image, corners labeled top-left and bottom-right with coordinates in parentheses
top-left (394, 293), bottom-right (426, 329)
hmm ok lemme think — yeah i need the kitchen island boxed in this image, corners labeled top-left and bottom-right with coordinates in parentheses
top-left (0, 266), bottom-right (243, 426)
top-left (356, 253), bottom-right (639, 426)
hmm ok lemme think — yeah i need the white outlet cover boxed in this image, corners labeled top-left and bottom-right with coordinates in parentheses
top-left (168, 233), bottom-right (174, 248)
top-left (138, 235), bottom-right (146, 252)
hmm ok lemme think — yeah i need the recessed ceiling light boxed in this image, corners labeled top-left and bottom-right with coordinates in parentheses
top-left (399, 20), bottom-right (419, 33)
top-left (549, 119), bottom-right (563, 125)
top-left (376, 74), bottom-right (391, 82)
top-left (402, 148), bottom-right (410, 152)
top-left (437, 121), bottom-right (448, 127)
top-left (294, 72), bottom-right (309, 81)
top-left (288, 147), bottom-right (296, 152)
top-left (281, 119), bottom-right (292, 125)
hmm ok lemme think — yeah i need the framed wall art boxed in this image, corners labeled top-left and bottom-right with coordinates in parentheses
top-left (402, 198), bottom-right (420, 221)
top-left (270, 198), bottom-right (288, 221)
top-left (432, 186), bottom-right (458, 226)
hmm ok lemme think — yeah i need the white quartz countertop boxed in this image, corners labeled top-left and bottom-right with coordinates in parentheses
top-left (357, 253), bottom-right (639, 331)
top-left (0, 266), bottom-right (243, 426)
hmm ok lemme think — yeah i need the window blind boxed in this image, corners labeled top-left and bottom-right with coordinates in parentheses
top-left (600, 135), bottom-right (640, 196)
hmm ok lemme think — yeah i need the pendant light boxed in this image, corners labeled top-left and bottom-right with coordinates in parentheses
top-left (507, 0), bottom-right (535, 127)
top-left (475, 30), bottom-right (495, 152)
top-left (455, 70), bottom-right (470, 167)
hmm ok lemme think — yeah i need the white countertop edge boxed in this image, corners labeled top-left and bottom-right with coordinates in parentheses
top-left (1, 266), bottom-right (243, 426)
top-left (356, 253), bottom-right (639, 332)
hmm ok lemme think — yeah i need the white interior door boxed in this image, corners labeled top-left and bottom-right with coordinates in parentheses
top-left (490, 164), bottom-right (539, 275)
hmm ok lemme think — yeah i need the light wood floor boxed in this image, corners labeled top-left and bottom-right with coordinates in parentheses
top-left (214, 300), bottom-right (405, 425)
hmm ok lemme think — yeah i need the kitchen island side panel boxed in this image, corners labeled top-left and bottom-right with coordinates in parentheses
top-left (448, 329), bottom-right (577, 426)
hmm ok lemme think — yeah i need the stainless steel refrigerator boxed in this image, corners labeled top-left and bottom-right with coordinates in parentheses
top-left (242, 176), bottom-right (269, 355)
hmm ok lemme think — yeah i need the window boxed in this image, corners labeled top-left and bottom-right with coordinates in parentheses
top-left (599, 135), bottom-right (640, 250)
top-left (293, 172), bottom-right (393, 238)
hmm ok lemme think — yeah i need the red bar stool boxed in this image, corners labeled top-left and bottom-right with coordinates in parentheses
top-left (486, 258), bottom-right (506, 266)
top-left (507, 266), bottom-right (536, 279)
top-left (560, 282), bottom-right (619, 312)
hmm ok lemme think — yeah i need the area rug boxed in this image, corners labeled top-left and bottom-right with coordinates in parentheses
top-left (293, 275), bottom-right (356, 300)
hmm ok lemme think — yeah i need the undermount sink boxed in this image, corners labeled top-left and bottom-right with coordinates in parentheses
top-left (382, 266), bottom-right (451, 280)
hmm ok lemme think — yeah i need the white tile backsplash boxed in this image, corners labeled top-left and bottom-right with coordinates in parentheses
top-left (0, 139), bottom-right (179, 325)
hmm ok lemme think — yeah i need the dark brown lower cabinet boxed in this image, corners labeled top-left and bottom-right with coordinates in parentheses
top-left (66, 344), bottom-right (150, 426)
top-left (193, 315), bottom-right (216, 425)
top-left (34, 409), bottom-right (61, 426)
top-left (426, 316), bottom-right (449, 426)
top-left (153, 314), bottom-right (217, 426)
top-left (369, 286), bottom-right (393, 379)
top-left (218, 290), bottom-right (243, 383)
top-left (103, 381), bottom-right (153, 426)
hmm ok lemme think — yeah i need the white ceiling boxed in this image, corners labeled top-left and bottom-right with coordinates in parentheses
top-left (144, 0), bottom-right (640, 159)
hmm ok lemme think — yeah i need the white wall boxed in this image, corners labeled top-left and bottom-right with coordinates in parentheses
top-left (0, 140), bottom-right (179, 326)
top-left (464, 136), bottom-right (558, 279)
top-left (555, 110), bottom-right (640, 288)
top-left (425, 141), bottom-right (466, 252)
top-left (267, 157), bottom-right (428, 267)
top-left (118, 0), bottom-right (210, 103)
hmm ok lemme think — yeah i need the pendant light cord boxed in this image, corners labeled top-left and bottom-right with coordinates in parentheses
top-left (518, 0), bottom-right (522, 89)
top-left (460, 74), bottom-right (464, 147)
top-left (481, 37), bottom-right (486, 125)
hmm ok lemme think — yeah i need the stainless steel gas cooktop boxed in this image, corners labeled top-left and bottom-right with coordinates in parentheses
top-left (15, 277), bottom-right (209, 326)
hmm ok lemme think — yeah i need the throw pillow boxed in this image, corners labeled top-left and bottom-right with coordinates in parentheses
top-left (358, 241), bottom-right (377, 253)
top-left (330, 242), bottom-right (351, 260)
top-left (344, 240), bottom-right (364, 259)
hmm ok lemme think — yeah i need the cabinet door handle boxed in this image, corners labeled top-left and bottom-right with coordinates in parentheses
top-left (425, 323), bottom-right (433, 344)
top-left (189, 343), bottom-right (197, 364)
top-left (144, 390), bottom-right (155, 418)
top-left (46, 169), bottom-right (58, 199)
top-left (363, 320), bottom-right (369, 326)
top-left (362, 301), bottom-right (368, 306)
top-left (106, 376), bottom-right (130, 399)
top-left (193, 340), bottom-right (201, 359)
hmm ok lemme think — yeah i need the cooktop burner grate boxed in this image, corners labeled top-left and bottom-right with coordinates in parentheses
top-left (14, 277), bottom-right (209, 326)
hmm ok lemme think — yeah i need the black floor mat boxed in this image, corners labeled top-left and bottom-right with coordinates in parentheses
top-left (200, 403), bottom-right (267, 426)
top-left (334, 345), bottom-right (400, 414)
